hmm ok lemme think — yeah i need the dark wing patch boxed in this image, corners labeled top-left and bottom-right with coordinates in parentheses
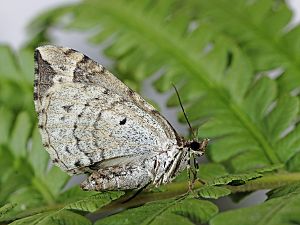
top-left (34, 50), bottom-right (56, 102)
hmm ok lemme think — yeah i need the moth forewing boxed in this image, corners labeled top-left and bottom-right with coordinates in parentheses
top-left (34, 45), bottom-right (207, 191)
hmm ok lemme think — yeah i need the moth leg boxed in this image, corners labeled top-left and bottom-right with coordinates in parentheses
top-left (187, 152), bottom-right (193, 192)
top-left (187, 151), bottom-right (198, 192)
top-left (80, 165), bottom-right (152, 191)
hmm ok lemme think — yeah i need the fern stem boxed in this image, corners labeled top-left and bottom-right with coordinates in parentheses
top-left (227, 172), bottom-right (300, 193)
top-left (209, 0), bottom-right (300, 83)
top-left (89, 172), bottom-right (300, 220)
top-left (9, 173), bottom-right (300, 223)
top-left (91, 1), bottom-right (281, 164)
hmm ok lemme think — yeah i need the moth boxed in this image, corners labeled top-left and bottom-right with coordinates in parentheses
top-left (34, 45), bottom-right (208, 191)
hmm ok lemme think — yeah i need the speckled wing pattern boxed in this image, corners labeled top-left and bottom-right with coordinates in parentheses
top-left (34, 45), bottom-right (183, 181)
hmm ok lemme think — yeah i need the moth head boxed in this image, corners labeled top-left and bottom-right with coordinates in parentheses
top-left (187, 138), bottom-right (209, 154)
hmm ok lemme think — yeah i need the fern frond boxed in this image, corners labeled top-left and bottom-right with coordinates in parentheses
top-left (9, 210), bottom-right (92, 225)
top-left (196, 0), bottom-right (300, 94)
top-left (195, 164), bottom-right (283, 199)
top-left (95, 198), bottom-right (218, 225)
top-left (28, 0), bottom-right (300, 172)
top-left (197, 186), bottom-right (231, 199)
top-left (4, 191), bottom-right (124, 224)
top-left (210, 182), bottom-right (300, 225)
top-left (64, 191), bottom-right (123, 212)
top-left (0, 203), bottom-right (16, 220)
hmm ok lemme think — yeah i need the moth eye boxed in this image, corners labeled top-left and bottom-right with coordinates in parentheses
top-left (119, 118), bottom-right (127, 125)
top-left (190, 141), bottom-right (200, 150)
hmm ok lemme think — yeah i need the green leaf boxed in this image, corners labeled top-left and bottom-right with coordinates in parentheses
top-left (276, 125), bottom-right (300, 163)
top-left (95, 198), bottom-right (218, 225)
top-left (265, 95), bottom-right (299, 142)
top-left (6, 191), bottom-right (124, 224)
top-left (8, 187), bottom-right (45, 212)
top-left (10, 210), bottom-right (92, 225)
top-left (0, 107), bottom-right (14, 144)
top-left (197, 186), bottom-right (231, 199)
top-left (0, 45), bottom-right (21, 83)
top-left (0, 45), bottom-right (34, 114)
top-left (243, 76), bottom-right (277, 121)
top-left (254, 164), bottom-right (284, 173)
top-left (267, 182), bottom-right (300, 199)
top-left (0, 146), bottom-right (14, 183)
top-left (0, 203), bottom-right (16, 220)
top-left (287, 152), bottom-right (300, 172)
top-left (198, 163), bottom-right (228, 180)
top-left (18, 48), bottom-right (35, 85)
top-left (9, 111), bottom-right (32, 158)
top-left (196, 0), bottom-right (299, 94)
top-left (0, 164), bottom-right (33, 205)
top-left (210, 182), bottom-right (300, 225)
top-left (64, 191), bottom-right (124, 212)
top-left (42, 166), bottom-right (70, 198)
top-left (228, 150), bottom-right (271, 172)
top-left (28, 127), bottom-right (49, 177)
top-left (205, 172), bottom-right (262, 186)
top-left (57, 186), bottom-right (93, 203)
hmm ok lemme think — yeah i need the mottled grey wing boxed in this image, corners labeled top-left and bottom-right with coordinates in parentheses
top-left (34, 45), bottom-right (182, 174)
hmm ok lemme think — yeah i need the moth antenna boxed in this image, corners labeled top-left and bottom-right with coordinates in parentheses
top-left (172, 84), bottom-right (196, 139)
